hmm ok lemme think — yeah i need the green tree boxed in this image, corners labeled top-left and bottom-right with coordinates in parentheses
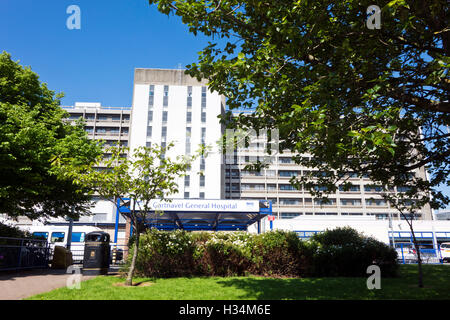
top-left (64, 143), bottom-right (196, 286)
top-left (0, 221), bottom-right (30, 238)
top-left (148, 0), bottom-right (449, 287)
top-left (0, 51), bottom-right (102, 220)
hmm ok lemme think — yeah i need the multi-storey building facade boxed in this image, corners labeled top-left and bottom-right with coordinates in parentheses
top-left (224, 123), bottom-right (433, 221)
top-left (60, 103), bottom-right (132, 241)
top-left (64, 102), bottom-right (131, 151)
top-left (129, 68), bottom-right (226, 200)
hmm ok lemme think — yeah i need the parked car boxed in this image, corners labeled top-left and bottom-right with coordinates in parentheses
top-left (440, 243), bottom-right (450, 263)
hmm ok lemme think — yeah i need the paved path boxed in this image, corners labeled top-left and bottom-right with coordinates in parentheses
top-left (0, 267), bottom-right (95, 300)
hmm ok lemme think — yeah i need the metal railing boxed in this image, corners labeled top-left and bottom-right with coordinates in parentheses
top-left (395, 244), bottom-right (443, 264)
top-left (0, 237), bottom-right (51, 271)
top-left (68, 243), bottom-right (128, 266)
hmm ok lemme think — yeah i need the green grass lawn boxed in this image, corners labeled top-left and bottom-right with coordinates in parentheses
top-left (27, 265), bottom-right (450, 300)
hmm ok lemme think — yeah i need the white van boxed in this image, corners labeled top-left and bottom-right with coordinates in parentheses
top-left (22, 225), bottom-right (103, 262)
top-left (440, 243), bottom-right (450, 263)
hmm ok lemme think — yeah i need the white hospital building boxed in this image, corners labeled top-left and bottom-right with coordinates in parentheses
top-left (129, 68), bottom-right (225, 200)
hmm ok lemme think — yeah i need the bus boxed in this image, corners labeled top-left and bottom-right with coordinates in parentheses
top-left (21, 225), bottom-right (103, 263)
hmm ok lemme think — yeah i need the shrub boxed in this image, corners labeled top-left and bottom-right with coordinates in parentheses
top-left (196, 232), bottom-right (252, 276)
top-left (248, 230), bottom-right (311, 277)
top-left (311, 226), bottom-right (363, 247)
top-left (310, 227), bottom-right (398, 277)
top-left (130, 228), bottom-right (197, 277)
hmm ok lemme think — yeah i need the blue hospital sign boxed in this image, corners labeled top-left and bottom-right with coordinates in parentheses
top-left (145, 199), bottom-right (261, 213)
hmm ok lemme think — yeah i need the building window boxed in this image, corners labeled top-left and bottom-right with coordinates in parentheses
top-left (279, 184), bottom-right (297, 191)
top-left (161, 126), bottom-right (167, 140)
top-left (341, 212), bottom-right (363, 216)
top-left (148, 111), bottom-right (153, 122)
top-left (186, 111), bottom-right (192, 123)
top-left (199, 192), bottom-right (205, 199)
top-left (162, 111), bottom-right (168, 123)
top-left (279, 157), bottom-right (293, 164)
top-left (187, 86), bottom-right (192, 108)
top-left (184, 192), bottom-right (190, 199)
top-left (279, 170), bottom-right (298, 177)
top-left (280, 212), bottom-right (302, 219)
top-left (368, 213), bottom-right (389, 220)
top-left (185, 127), bottom-right (191, 155)
top-left (146, 142), bottom-right (151, 148)
top-left (200, 175), bottom-right (205, 187)
top-left (201, 86), bottom-right (207, 107)
top-left (201, 111), bottom-right (206, 123)
top-left (147, 126), bottom-right (152, 137)
top-left (163, 85), bottom-right (169, 107)
top-left (184, 175), bottom-right (190, 187)
top-left (201, 127), bottom-right (206, 145)
top-left (149, 85), bottom-right (155, 107)
top-left (200, 157), bottom-right (205, 170)
top-left (339, 185), bottom-right (360, 192)
top-left (314, 198), bottom-right (336, 206)
top-left (346, 172), bottom-right (359, 178)
top-left (364, 185), bottom-right (383, 193)
top-left (340, 199), bottom-right (362, 206)
top-left (366, 199), bottom-right (387, 206)
top-left (280, 199), bottom-right (301, 206)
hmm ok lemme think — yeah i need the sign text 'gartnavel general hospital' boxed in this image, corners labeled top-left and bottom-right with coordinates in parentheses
top-left (146, 200), bottom-right (261, 213)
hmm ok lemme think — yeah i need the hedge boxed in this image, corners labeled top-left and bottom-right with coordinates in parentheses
top-left (125, 227), bottom-right (398, 278)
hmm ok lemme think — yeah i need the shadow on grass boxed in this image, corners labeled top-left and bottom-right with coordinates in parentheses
top-left (215, 277), bottom-right (370, 300)
top-left (214, 265), bottom-right (450, 300)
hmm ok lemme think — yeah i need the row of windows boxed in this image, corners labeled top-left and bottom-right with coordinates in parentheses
top-left (69, 114), bottom-right (130, 121)
top-left (227, 169), bottom-right (366, 178)
top-left (229, 181), bottom-right (404, 194)
top-left (184, 175), bottom-right (206, 187)
top-left (227, 167), bottom-right (416, 181)
top-left (277, 212), bottom-right (421, 220)
top-left (102, 140), bottom-right (128, 147)
top-left (32, 231), bottom-right (85, 243)
top-left (184, 192), bottom-right (205, 199)
top-left (224, 192), bottom-right (390, 207)
top-left (85, 127), bottom-right (128, 134)
top-left (149, 85), bottom-right (207, 109)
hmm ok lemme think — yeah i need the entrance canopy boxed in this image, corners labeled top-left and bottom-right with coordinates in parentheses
top-left (118, 199), bottom-right (272, 231)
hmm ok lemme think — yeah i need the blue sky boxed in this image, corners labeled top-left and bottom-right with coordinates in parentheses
top-left (0, 0), bottom-right (211, 107)
top-left (1, 0), bottom-right (448, 211)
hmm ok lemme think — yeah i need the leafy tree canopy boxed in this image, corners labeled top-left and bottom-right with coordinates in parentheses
top-left (0, 51), bottom-right (102, 220)
top-left (149, 0), bottom-right (449, 211)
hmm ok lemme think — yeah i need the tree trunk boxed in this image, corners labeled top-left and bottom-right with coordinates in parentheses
top-left (406, 217), bottom-right (424, 288)
top-left (125, 224), bottom-right (139, 286)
